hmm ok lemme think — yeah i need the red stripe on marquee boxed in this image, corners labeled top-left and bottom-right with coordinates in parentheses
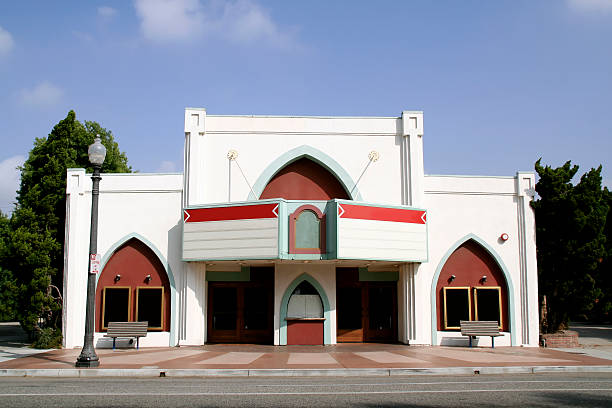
top-left (184, 203), bottom-right (278, 223)
top-left (339, 204), bottom-right (426, 224)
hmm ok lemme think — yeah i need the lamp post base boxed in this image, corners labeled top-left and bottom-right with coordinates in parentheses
top-left (75, 356), bottom-right (100, 368)
top-left (74, 359), bottom-right (100, 368)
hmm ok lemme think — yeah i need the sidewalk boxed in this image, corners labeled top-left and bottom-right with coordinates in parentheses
top-left (0, 322), bottom-right (52, 363)
top-left (2, 321), bottom-right (612, 377)
top-left (1, 343), bottom-right (611, 377)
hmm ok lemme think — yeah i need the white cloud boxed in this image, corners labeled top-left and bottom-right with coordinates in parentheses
top-left (134, 0), bottom-right (206, 43)
top-left (568, 0), bottom-right (612, 14)
top-left (0, 25), bottom-right (15, 57)
top-left (18, 82), bottom-right (64, 108)
top-left (157, 160), bottom-right (178, 172)
top-left (0, 155), bottom-right (25, 214)
top-left (133, 0), bottom-right (294, 47)
top-left (98, 6), bottom-right (118, 18)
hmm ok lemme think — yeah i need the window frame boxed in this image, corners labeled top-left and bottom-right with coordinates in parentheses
top-left (443, 286), bottom-right (471, 330)
top-left (101, 286), bottom-right (132, 330)
top-left (473, 286), bottom-right (503, 329)
top-left (288, 204), bottom-right (326, 254)
top-left (135, 286), bottom-right (165, 331)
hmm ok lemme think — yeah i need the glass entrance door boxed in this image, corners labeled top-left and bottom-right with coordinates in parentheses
top-left (366, 286), bottom-right (396, 342)
top-left (207, 268), bottom-right (274, 344)
top-left (336, 268), bottom-right (397, 343)
top-left (336, 287), bottom-right (363, 342)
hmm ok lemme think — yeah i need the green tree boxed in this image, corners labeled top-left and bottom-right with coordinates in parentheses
top-left (533, 160), bottom-right (608, 332)
top-left (592, 188), bottom-right (612, 322)
top-left (2, 110), bottom-right (130, 341)
top-left (0, 210), bottom-right (18, 321)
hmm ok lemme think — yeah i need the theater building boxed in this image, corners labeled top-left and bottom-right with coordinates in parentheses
top-left (62, 109), bottom-right (539, 349)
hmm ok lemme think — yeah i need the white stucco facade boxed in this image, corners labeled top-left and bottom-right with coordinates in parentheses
top-left (63, 109), bottom-right (539, 349)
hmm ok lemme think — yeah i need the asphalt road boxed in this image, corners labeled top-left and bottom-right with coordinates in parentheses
top-left (1, 373), bottom-right (612, 407)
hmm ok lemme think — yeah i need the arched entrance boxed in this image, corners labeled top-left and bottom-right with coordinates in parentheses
top-left (434, 239), bottom-right (510, 334)
top-left (286, 281), bottom-right (325, 345)
top-left (96, 238), bottom-right (171, 332)
top-left (279, 274), bottom-right (332, 345)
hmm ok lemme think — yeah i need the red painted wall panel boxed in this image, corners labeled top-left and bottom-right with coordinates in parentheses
top-left (184, 203), bottom-right (278, 222)
top-left (96, 239), bottom-right (170, 332)
top-left (435, 240), bottom-right (509, 332)
top-left (339, 203), bottom-right (426, 224)
top-left (287, 320), bottom-right (324, 345)
top-left (260, 158), bottom-right (350, 200)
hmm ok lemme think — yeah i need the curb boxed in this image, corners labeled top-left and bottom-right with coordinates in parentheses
top-left (1, 365), bottom-right (612, 378)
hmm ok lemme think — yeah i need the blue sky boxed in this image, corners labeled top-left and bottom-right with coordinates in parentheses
top-left (1, 0), bottom-right (611, 212)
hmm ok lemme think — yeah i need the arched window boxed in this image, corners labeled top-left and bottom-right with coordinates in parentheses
top-left (96, 239), bottom-right (171, 332)
top-left (260, 157), bottom-right (350, 200)
top-left (435, 240), bottom-right (509, 332)
top-left (289, 205), bottom-right (326, 254)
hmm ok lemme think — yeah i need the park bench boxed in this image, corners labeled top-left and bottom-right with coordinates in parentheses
top-left (460, 320), bottom-right (502, 348)
top-left (104, 321), bottom-right (148, 350)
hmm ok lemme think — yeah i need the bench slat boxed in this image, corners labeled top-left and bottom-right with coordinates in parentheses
top-left (460, 321), bottom-right (502, 348)
top-left (103, 322), bottom-right (149, 350)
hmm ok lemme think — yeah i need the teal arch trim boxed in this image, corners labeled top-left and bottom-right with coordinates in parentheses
top-left (248, 145), bottom-right (364, 201)
top-left (279, 273), bottom-right (332, 345)
top-left (97, 233), bottom-right (178, 347)
top-left (429, 234), bottom-right (517, 346)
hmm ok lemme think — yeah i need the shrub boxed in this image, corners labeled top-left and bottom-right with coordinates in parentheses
top-left (31, 327), bottom-right (62, 349)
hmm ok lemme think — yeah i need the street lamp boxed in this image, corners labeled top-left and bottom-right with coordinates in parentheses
top-left (75, 136), bottom-right (106, 367)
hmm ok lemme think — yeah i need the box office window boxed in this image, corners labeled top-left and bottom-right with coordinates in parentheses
top-left (474, 287), bottom-right (502, 328)
top-left (102, 287), bottom-right (131, 329)
top-left (443, 287), bottom-right (471, 330)
top-left (136, 287), bottom-right (164, 330)
top-left (287, 281), bottom-right (323, 319)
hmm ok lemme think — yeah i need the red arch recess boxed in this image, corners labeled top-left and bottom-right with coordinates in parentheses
top-left (96, 239), bottom-right (170, 332)
top-left (435, 240), bottom-right (509, 332)
top-left (260, 158), bottom-right (350, 200)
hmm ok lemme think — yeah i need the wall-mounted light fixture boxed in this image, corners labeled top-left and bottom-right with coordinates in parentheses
top-left (449, 274), bottom-right (456, 282)
top-left (114, 274), bottom-right (121, 283)
top-left (351, 150), bottom-right (381, 195)
top-left (145, 274), bottom-right (152, 283)
top-left (481, 275), bottom-right (487, 283)
top-left (500, 233), bottom-right (509, 241)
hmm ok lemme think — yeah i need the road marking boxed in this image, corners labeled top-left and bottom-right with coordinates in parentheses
top-left (3, 388), bottom-right (612, 397)
top-left (251, 379), bottom-right (612, 387)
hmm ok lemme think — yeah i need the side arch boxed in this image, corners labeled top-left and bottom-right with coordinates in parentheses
top-left (96, 233), bottom-right (178, 346)
top-left (429, 234), bottom-right (517, 345)
top-left (249, 145), bottom-right (364, 201)
top-left (279, 273), bottom-right (332, 345)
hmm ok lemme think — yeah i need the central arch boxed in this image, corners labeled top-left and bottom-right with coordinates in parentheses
top-left (249, 145), bottom-right (363, 201)
top-left (279, 273), bottom-right (332, 345)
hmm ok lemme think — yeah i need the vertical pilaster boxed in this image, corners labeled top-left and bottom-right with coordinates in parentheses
top-left (63, 169), bottom-right (88, 349)
top-left (180, 262), bottom-right (206, 345)
top-left (398, 263), bottom-right (417, 344)
top-left (184, 108), bottom-right (207, 207)
top-left (401, 111), bottom-right (424, 207)
top-left (516, 172), bottom-right (538, 346)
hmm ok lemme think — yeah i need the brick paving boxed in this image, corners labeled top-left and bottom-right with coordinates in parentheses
top-left (0, 343), bottom-right (610, 371)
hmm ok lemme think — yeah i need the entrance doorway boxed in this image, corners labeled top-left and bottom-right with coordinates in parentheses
top-left (336, 268), bottom-right (397, 343)
top-left (207, 268), bottom-right (274, 344)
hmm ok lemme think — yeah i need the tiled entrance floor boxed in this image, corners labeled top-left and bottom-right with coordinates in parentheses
top-left (1, 343), bottom-right (610, 370)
